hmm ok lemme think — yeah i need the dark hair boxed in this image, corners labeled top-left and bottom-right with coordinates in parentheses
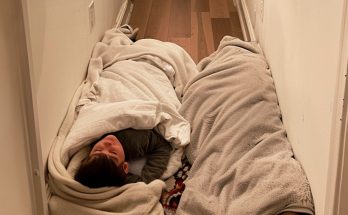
top-left (74, 153), bottom-right (127, 188)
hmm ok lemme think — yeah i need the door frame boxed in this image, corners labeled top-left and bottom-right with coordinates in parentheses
top-left (327, 0), bottom-right (348, 214)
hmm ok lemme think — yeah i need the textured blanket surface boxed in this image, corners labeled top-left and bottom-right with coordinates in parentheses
top-left (177, 37), bottom-right (315, 215)
top-left (48, 27), bottom-right (198, 215)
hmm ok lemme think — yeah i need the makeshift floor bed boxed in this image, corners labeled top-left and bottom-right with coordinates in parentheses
top-left (47, 27), bottom-right (315, 215)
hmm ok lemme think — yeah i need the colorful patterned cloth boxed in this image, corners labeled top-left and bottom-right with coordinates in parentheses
top-left (161, 159), bottom-right (191, 215)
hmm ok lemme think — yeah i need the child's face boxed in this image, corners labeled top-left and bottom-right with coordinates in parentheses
top-left (90, 135), bottom-right (126, 166)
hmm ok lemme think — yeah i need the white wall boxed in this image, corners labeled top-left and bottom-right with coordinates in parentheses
top-left (22, 0), bottom-right (125, 164)
top-left (244, 0), bottom-right (346, 214)
top-left (0, 0), bottom-right (34, 214)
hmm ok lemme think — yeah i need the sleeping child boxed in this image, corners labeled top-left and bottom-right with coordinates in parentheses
top-left (48, 26), bottom-right (196, 214)
top-left (75, 128), bottom-right (172, 188)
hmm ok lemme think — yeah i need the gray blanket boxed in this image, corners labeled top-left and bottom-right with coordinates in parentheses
top-left (177, 37), bottom-right (314, 215)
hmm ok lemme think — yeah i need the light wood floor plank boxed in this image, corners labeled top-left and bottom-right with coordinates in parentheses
top-left (190, 11), bottom-right (199, 63)
top-left (209, 0), bottom-right (230, 18)
top-left (129, 0), bottom-right (243, 62)
top-left (192, 0), bottom-right (209, 12)
top-left (197, 12), bottom-right (209, 61)
top-left (201, 12), bottom-right (215, 55)
top-left (230, 11), bottom-right (244, 39)
top-left (211, 18), bottom-right (233, 49)
top-left (129, 0), bottom-right (153, 39)
top-left (169, 0), bottom-right (191, 38)
top-left (227, 0), bottom-right (238, 13)
top-left (144, 0), bottom-right (172, 41)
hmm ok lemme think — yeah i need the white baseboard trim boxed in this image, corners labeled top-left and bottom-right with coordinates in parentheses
top-left (235, 0), bottom-right (256, 42)
top-left (122, 1), bottom-right (134, 25)
top-left (114, 0), bottom-right (134, 28)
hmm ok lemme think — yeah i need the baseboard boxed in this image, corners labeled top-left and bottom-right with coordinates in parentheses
top-left (121, 0), bottom-right (134, 25)
top-left (234, 0), bottom-right (256, 42)
top-left (114, 0), bottom-right (134, 28)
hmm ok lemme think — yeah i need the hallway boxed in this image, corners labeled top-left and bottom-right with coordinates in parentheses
top-left (129, 0), bottom-right (243, 63)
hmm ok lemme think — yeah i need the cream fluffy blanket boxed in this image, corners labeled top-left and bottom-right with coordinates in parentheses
top-left (48, 28), bottom-right (198, 215)
top-left (177, 37), bottom-right (315, 215)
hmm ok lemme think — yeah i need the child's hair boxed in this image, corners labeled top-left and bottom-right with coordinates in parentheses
top-left (74, 153), bottom-right (127, 188)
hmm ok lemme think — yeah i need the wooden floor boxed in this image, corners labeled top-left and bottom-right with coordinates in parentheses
top-left (129, 0), bottom-right (244, 63)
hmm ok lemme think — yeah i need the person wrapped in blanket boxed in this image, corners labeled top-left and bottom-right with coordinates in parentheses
top-left (74, 128), bottom-right (172, 188)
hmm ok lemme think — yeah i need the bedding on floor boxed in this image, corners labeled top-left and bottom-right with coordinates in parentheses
top-left (176, 36), bottom-right (315, 215)
top-left (48, 25), bottom-right (314, 215)
top-left (47, 26), bottom-right (198, 215)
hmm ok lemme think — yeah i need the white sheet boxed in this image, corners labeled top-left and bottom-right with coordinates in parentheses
top-left (48, 27), bottom-right (198, 215)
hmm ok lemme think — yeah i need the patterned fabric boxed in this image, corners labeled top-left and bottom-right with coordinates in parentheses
top-left (161, 159), bottom-right (191, 214)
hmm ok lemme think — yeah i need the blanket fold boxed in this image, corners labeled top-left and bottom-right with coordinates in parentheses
top-left (48, 27), bottom-right (198, 215)
top-left (177, 36), bottom-right (314, 215)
